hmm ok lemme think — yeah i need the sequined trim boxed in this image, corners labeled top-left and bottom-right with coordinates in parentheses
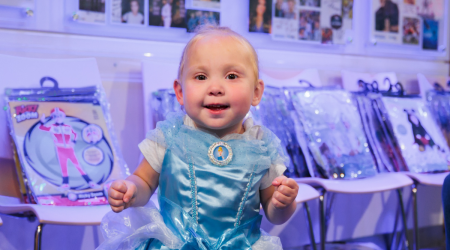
top-left (188, 158), bottom-right (199, 223)
top-left (234, 164), bottom-right (257, 228)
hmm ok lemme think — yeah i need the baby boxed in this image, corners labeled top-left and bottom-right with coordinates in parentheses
top-left (101, 26), bottom-right (299, 250)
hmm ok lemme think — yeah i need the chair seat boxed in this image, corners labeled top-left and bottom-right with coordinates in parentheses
top-left (295, 183), bottom-right (321, 203)
top-left (293, 173), bottom-right (413, 194)
top-left (0, 195), bottom-right (111, 226)
top-left (400, 172), bottom-right (449, 186)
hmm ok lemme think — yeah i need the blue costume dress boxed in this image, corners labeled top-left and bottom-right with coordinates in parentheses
top-left (98, 112), bottom-right (286, 250)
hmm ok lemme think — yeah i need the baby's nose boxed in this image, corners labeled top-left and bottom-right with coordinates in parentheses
top-left (209, 86), bottom-right (224, 96)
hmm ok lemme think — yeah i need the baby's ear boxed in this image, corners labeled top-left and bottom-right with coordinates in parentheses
top-left (173, 80), bottom-right (184, 106)
top-left (252, 79), bottom-right (265, 106)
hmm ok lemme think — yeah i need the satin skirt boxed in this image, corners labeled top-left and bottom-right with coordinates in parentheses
top-left (97, 199), bottom-right (283, 250)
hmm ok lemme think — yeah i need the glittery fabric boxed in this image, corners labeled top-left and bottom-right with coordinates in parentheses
top-left (289, 89), bottom-right (378, 179)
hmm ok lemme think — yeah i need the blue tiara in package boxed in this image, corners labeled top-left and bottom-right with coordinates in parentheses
top-left (288, 88), bottom-right (378, 179)
top-left (251, 86), bottom-right (309, 177)
top-left (4, 78), bottom-right (129, 205)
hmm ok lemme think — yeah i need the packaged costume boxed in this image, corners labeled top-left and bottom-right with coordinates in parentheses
top-left (288, 88), bottom-right (378, 179)
top-left (427, 91), bottom-right (450, 149)
top-left (251, 86), bottom-right (309, 177)
top-left (5, 82), bottom-right (129, 205)
top-left (151, 89), bottom-right (182, 124)
top-left (99, 112), bottom-right (286, 249)
top-left (354, 93), bottom-right (407, 172)
top-left (382, 97), bottom-right (450, 173)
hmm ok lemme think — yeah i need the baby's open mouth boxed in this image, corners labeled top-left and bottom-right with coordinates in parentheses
top-left (204, 104), bottom-right (230, 111)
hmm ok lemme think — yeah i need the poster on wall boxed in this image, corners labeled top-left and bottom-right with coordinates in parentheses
top-left (111, 0), bottom-right (145, 25)
top-left (0, 0), bottom-right (34, 8)
top-left (186, 9), bottom-right (219, 32)
top-left (76, 0), bottom-right (106, 24)
top-left (149, 0), bottom-right (187, 28)
top-left (371, 0), bottom-right (445, 49)
top-left (249, 0), bottom-right (272, 33)
top-left (272, 0), bottom-right (353, 44)
top-left (192, 0), bottom-right (220, 10)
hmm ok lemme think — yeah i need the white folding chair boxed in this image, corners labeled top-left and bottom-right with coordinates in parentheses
top-left (292, 183), bottom-right (321, 250)
top-left (0, 195), bottom-right (111, 250)
top-left (295, 172), bottom-right (414, 250)
top-left (400, 172), bottom-right (449, 250)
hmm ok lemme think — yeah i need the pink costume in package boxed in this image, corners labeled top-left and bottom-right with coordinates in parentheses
top-left (5, 79), bottom-right (129, 205)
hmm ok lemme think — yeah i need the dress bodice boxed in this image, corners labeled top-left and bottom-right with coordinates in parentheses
top-left (151, 112), bottom-right (285, 248)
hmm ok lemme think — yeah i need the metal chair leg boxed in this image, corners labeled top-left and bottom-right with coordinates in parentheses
top-left (34, 223), bottom-right (44, 250)
top-left (304, 202), bottom-right (317, 250)
top-left (319, 190), bottom-right (326, 250)
top-left (412, 183), bottom-right (419, 250)
top-left (397, 189), bottom-right (411, 250)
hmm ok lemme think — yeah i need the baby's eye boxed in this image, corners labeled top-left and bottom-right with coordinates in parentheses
top-left (226, 74), bottom-right (238, 80)
top-left (195, 75), bottom-right (207, 80)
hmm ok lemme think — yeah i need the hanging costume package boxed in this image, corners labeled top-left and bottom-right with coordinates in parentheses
top-left (381, 97), bottom-right (450, 173)
top-left (427, 91), bottom-right (450, 149)
top-left (289, 88), bottom-right (378, 179)
top-left (5, 79), bottom-right (129, 205)
top-left (251, 87), bottom-right (309, 177)
top-left (151, 88), bottom-right (182, 124)
top-left (354, 93), bottom-right (407, 173)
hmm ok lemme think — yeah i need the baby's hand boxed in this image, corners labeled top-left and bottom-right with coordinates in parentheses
top-left (271, 176), bottom-right (299, 210)
top-left (108, 180), bottom-right (137, 213)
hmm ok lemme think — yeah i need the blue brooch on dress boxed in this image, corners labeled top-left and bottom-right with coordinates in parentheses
top-left (208, 141), bottom-right (233, 166)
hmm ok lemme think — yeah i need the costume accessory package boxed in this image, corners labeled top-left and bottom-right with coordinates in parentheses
top-left (251, 86), bottom-right (309, 177)
top-left (288, 88), bottom-right (378, 179)
top-left (381, 96), bottom-right (450, 173)
top-left (427, 90), bottom-right (450, 149)
top-left (151, 88), bottom-right (182, 124)
top-left (354, 93), bottom-right (407, 173)
top-left (5, 81), bottom-right (129, 205)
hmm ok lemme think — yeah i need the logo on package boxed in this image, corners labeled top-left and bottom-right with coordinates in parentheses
top-left (14, 105), bottom-right (39, 123)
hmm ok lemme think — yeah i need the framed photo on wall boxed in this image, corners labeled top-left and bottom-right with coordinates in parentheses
top-left (76, 0), bottom-right (106, 24)
top-left (149, 0), bottom-right (187, 28)
top-left (111, 0), bottom-right (145, 25)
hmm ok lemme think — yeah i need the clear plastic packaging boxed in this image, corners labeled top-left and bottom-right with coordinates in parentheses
top-left (151, 88), bottom-right (182, 125)
top-left (427, 91), bottom-right (450, 149)
top-left (354, 93), bottom-right (407, 172)
top-left (382, 96), bottom-right (450, 173)
top-left (288, 88), bottom-right (378, 179)
top-left (4, 79), bottom-right (130, 205)
top-left (250, 86), bottom-right (309, 177)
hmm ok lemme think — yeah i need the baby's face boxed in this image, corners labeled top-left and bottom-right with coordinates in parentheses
top-left (177, 36), bottom-right (260, 132)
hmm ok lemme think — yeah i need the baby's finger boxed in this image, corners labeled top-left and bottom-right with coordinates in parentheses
top-left (108, 188), bottom-right (124, 200)
top-left (111, 181), bottom-right (127, 193)
top-left (108, 198), bottom-right (125, 207)
top-left (111, 206), bottom-right (124, 213)
top-left (281, 178), bottom-right (299, 190)
top-left (123, 184), bottom-right (136, 203)
top-left (273, 191), bottom-right (292, 205)
top-left (272, 175), bottom-right (287, 186)
top-left (277, 184), bottom-right (297, 198)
